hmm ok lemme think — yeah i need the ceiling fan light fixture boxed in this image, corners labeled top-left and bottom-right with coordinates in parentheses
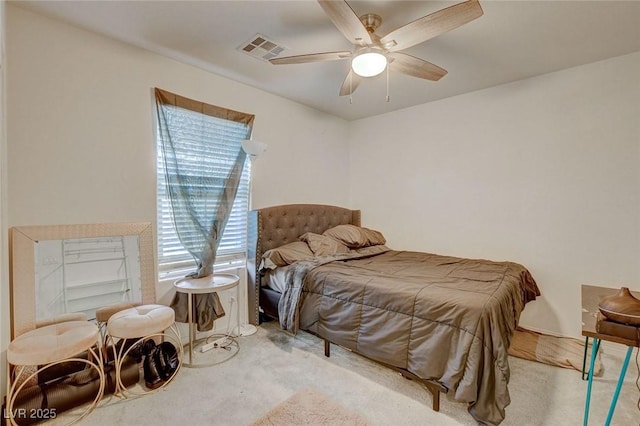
top-left (351, 49), bottom-right (387, 77)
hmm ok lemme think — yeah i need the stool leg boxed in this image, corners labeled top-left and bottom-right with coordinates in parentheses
top-left (581, 336), bottom-right (589, 381)
top-left (99, 321), bottom-right (110, 361)
top-left (110, 335), bottom-right (128, 398)
top-left (5, 362), bottom-right (10, 410)
top-left (188, 293), bottom-right (194, 365)
top-left (604, 346), bottom-right (633, 426)
top-left (236, 284), bottom-right (240, 336)
top-left (583, 337), bottom-right (600, 426)
top-left (7, 355), bottom-right (105, 426)
top-left (165, 323), bottom-right (183, 383)
top-left (85, 346), bottom-right (107, 415)
top-left (5, 363), bottom-right (16, 426)
top-left (6, 365), bottom-right (26, 426)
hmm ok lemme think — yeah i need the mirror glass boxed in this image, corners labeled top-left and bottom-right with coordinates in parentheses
top-left (35, 235), bottom-right (142, 322)
top-left (10, 222), bottom-right (155, 338)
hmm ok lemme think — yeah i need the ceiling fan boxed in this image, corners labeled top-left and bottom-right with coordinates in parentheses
top-left (270, 0), bottom-right (484, 96)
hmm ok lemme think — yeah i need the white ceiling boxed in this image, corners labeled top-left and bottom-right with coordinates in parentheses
top-left (13, 0), bottom-right (640, 121)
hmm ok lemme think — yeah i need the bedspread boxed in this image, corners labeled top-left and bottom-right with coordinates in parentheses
top-left (279, 249), bottom-right (539, 425)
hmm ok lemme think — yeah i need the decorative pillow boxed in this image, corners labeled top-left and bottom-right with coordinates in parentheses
top-left (322, 224), bottom-right (386, 249)
top-left (260, 241), bottom-right (314, 270)
top-left (299, 232), bottom-right (349, 256)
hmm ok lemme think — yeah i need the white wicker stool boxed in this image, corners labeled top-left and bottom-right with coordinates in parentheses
top-left (106, 304), bottom-right (182, 397)
top-left (5, 321), bottom-right (105, 426)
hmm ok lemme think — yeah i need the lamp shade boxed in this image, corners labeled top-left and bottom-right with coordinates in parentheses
top-left (242, 139), bottom-right (267, 157)
top-left (351, 50), bottom-right (387, 77)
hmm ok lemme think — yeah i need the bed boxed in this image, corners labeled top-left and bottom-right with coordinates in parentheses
top-left (247, 204), bottom-right (540, 425)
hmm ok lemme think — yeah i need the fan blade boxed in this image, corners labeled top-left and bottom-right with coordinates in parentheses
top-left (339, 69), bottom-right (362, 96)
top-left (380, 0), bottom-right (483, 52)
top-left (318, 0), bottom-right (372, 46)
top-left (270, 51), bottom-right (352, 65)
top-left (388, 52), bottom-right (447, 81)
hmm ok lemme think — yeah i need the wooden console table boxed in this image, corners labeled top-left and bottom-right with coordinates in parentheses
top-left (581, 284), bottom-right (640, 426)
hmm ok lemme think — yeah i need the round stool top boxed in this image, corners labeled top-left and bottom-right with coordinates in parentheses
top-left (107, 304), bottom-right (175, 339)
top-left (96, 302), bottom-right (141, 323)
top-left (35, 312), bottom-right (88, 329)
top-left (8, 321), bottom-right (99, 366)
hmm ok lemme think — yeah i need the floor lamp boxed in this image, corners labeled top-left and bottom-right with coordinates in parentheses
top-left (238, 139), bottom-right (268, 336)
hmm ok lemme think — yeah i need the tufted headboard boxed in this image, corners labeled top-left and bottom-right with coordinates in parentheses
top-left (246, 204), bottom-right (361, 325)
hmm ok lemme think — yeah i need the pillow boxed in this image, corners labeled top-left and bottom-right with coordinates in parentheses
top-left (260, 241), bottom-right (314, 270)
top-left (299, 232), bottom-right (349, 256)
top-left (322, 224), bottom-right (386, 249)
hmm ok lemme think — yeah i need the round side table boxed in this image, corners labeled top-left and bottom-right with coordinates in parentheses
top-left (174, 273), bottom-right (240, 367)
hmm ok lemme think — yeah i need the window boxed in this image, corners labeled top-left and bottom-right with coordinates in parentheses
top-left (156, 97), bottom-right (251, 279)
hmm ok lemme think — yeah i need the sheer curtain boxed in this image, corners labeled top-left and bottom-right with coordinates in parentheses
top-left (155, 88), bottom-right (254, 278)
top-left (155, 88), bottom-right (254, 330)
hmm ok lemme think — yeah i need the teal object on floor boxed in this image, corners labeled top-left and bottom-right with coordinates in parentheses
top-left (604, 346), bottom-right (633, 425)
top-left (583, 337), bottom-right (600, 426)
top-left (583, 338), bottom-right (635, 426)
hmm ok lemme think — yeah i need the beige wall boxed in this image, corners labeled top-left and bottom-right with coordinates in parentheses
top-left (2, 4), bottom-right (351, 398)
top-left (349, 51), bottom-right (640, 338)
top-left (6, 5), bottom-right (351, 228)
top-left (1, 0), bottom-right (8, 401)
top-left (4, 3), bottom-right (640, 402)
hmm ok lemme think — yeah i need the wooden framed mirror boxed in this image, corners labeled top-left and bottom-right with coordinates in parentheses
top-left (10, 222), bottom-right (155, 338)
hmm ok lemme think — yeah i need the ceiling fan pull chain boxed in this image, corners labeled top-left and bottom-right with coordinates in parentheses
top-left (386, 64), bottom-right (390, 102)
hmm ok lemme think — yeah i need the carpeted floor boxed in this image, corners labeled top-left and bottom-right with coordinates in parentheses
top-left (249, 387), bottom-right (373, 426)
top-left (61, 321), bottom-right (638, 425)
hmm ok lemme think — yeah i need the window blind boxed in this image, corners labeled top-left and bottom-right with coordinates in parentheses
top-left (156, 104), bottom-right (250, 276)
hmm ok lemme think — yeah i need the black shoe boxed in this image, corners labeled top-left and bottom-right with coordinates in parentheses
top-left (143, 346), bottom-right (164, 390)
top-left (153, 342), bottom-right (179, 381)
top-left (137, 339), bottom-right (157, 360)
top-left (116, 338), bottom-right (156, 363)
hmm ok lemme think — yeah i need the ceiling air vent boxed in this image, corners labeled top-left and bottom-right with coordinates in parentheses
top-left (239, 34), bottom-right (286, 62)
